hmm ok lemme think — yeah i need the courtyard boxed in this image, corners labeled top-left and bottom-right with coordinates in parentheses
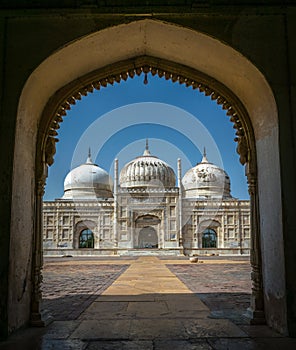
top-left (1, 256), bottom-right (296, 349)
top-left (41, 256), bottom-right (252, 326)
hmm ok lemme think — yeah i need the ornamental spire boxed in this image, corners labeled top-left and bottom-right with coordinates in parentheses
top-left (201, 146), bottom-right (209, 163)
top-left (86, 147), bottom-right (93, 164)
top-left (143, 138), bottom-right (151, 156)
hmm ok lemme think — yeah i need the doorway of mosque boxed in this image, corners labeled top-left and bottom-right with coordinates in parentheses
top-left (79, 229), bottom-right (94, 249)
top-left (138, 226), bottom-right (158, 249)
top-left (202, 228), bottom-right (217, 248)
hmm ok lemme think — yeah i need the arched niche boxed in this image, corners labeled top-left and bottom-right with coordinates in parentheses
top-left (10, 19), bottom-right (286, 334)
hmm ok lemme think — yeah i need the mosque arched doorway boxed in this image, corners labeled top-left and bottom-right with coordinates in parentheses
top-left (135, 215), bottom-right (161, 249)
top-left (73, 220), bottom-right (96, 249)
top-left (138, 227), bottom-right (158, 249)
top-left (10, 19), bottom-right (286, 335)
top-left (79, 229), bottom-right (94, 249)
top-left (202, 228), bottom-right (217, 248)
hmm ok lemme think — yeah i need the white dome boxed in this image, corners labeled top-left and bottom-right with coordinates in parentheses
top-left (182, 152), bottom-right (231, 199)
top-left (62, 152), bottom-right (113, 200)
top-left (119, 141), bottom-right (176, 189)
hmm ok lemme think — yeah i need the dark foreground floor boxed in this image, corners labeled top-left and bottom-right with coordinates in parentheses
top-left (1, 256), bottom-right (296, 350)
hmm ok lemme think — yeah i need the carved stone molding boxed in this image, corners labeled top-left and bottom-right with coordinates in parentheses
top-left (246, 171), bottom-right (265, 324)
top-left (45, 136), bottom-right (58, 167)
top-left (31, 159), bottom-right (52, 327)
top-left (42, 56), bottom-right (252, 169)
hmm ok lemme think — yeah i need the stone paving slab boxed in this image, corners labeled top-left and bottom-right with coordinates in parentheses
top-left (79, 301), bottom-right (130, 320)
top-left (208, 337), bottom-right (296, 350)
top-left (82, 295), bottom-right (210, 320)
top-left (238, 325), bottom-right (284, 338)
top-left (163, 294), bottom-right (210, 311)
top-left (181, 319), bottom-right (247, 338)
top-left (95, 294), bottom-right (156, 302)
top-left (154, 339), bottom-right (212, 350)
top-left (42, 320), bottom-right (81, 340)
top-left (40, 339), bottom-right (87, 350)
top-left (86, 340), bottom-right (153, 350)
top-left (129, 318), bottom-right (186, 339)
top-left (70, 320), bottom-right (132, 340)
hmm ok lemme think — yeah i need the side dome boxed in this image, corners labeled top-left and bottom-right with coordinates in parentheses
top-left (62, 151), bottom-right (113, 200)
top-left (182, 150), bottom-right (232, 199)
top-left (119, 141), bottom-right (176, 189)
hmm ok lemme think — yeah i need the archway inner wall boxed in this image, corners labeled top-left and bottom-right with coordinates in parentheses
top-left (11, 20), bottom-right (286, 333)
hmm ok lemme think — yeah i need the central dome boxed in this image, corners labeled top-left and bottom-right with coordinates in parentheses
top-left (119, 140), bottom-right (176, 189)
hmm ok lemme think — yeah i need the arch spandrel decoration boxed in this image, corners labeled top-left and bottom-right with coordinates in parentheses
top-left (39, 55), bottom-right (255, 175)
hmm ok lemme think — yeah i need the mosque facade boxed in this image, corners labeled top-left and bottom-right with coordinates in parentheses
top-left (43, 142), bottom-right (250, 256)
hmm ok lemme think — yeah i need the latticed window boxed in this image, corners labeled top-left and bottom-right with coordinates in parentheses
top-left (202, 228), bottom-right (217, 248)
top-left (79, 229), bottom-right (94, 248)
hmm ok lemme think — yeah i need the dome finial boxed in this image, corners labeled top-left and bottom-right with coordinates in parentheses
top-left (143, 138), bottom-right (151, 156)
top-left (201, 147), bottom-right (209, 163)
top-left (86, 147), bottom-right (93, 164)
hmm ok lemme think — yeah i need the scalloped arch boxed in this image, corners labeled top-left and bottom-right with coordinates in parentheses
top-left (10, 19), bottom-right (285, 333)
top-left (42, 55), bottom-right (252, 168)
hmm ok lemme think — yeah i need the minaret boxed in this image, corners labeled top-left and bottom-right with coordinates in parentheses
top-left (177, 158), bottom-right (183, 253)
top-left (113, 158), bottom-right (118, 248)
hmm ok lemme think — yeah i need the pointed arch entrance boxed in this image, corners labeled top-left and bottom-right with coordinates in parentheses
top-left (135, 215), bottom-right (161, 249)
top-left (10, 19), bottom-right (286, 334)
top-left (138, 227), bottom-right (158, 249)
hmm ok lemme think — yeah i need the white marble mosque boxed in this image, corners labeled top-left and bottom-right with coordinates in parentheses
top-left (43, 141), bottom-right (250, 256)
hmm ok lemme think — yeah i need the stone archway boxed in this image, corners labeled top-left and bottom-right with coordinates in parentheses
top-left (10, 19), bottom-right (286, 334)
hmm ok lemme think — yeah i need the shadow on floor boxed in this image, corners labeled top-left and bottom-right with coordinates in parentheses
top-left (1, 292), bottom-right (295, 350)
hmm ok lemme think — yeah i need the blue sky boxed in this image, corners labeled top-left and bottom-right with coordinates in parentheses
top-left (44, 74), bottom-right (249, 200)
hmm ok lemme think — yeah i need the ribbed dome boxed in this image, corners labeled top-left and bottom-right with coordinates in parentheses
top-left (182, 150), bottom-right (232, 199)
top-left (62, 151), bottom-right (113, 200)
top-left (119, 141), bottom-right (176, 189)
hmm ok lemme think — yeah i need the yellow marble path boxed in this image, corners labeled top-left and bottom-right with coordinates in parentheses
top-left (70, 257), bottom-right (247, 340)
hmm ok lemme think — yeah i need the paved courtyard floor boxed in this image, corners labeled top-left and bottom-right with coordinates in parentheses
top-left (1, 256), bottom-right (296, 349)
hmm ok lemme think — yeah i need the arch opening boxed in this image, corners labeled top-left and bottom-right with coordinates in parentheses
top-left (138, 227), bottom-right (158, 249)
top-left (40, 57), bottom-right (259, 325)
top-left (79, 229), bottom-right (94, 249)
top-left (10, 19), bottom-right (286, 335)
top-left (202, 228), bottom-right (217, 249)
